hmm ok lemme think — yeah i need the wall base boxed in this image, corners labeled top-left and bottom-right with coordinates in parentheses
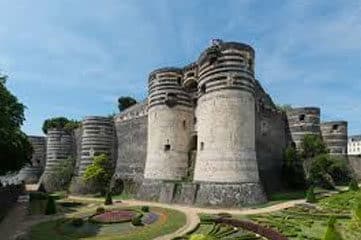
top-left (195, 182), bottom-right (267, 207)
top-left (68, 176), bottom-right (103, 195)
top-left (137, 180), bottom-right (267, 207)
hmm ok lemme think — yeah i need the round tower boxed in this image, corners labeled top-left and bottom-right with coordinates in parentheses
top-left (28, 136), bottom-right (46, 168)
top-left (144, 67), bottom-right (193, 181)
top-left (286, 107), bottom-right (321, 148)
top-left (193, 42), bottom-right (266, 206)
top-left (44, 129), bottom-right (73, 174)
top-left (321, 121), bottom-right (348, 155)
top-left (78, 116), bottom-right (115, 176)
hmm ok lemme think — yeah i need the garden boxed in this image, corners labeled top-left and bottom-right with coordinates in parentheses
top-left (27, 192), bottom-right (186, 240)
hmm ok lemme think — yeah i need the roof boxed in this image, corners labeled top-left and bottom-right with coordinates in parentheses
top-left (349, 135), bottom-right (361, 141)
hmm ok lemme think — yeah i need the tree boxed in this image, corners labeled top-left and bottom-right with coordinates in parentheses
top-left (42, 117), bottom-right (80, 134)
top-left (300, 134), bottom-right (328, 159)
top-left (0, 74), bottom-right (33, 174)
top-left (282, 146), bottom-right (306, 189)
top-left (45, 157), bottom-right (75, 190)
top-left (118, 96), bottom-right (137, 112)
top-left (83, 154), bottom-right (113, 195)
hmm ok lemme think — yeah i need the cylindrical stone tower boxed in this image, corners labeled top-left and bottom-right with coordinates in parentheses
top-left (144, 67), bottom-right (194, 181)
top-left (44, 129), bottom-right (73, 174)
top-left (28, 136), bottom-right (46, 168)
top-left (193, 42), bottom-right (266, 206)
top-left (286, 107), bottom-right (321, 148)
top-left (78, 116), bottom-right (115, 176)
top-left (321, 121), bottom-right (348, 155)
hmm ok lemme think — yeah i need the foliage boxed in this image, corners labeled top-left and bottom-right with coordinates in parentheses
top-left (189, 234), bottom-right (214, 240)
top-left (71, 218), bottom-right (84, 227)
top-left (42, 117), bottom-right (80, 134)
top-left (319, 190), bottom-right (361, 212)
top-left (96, 207), bottom-right (105, 214)
top-left (29, 192), bottom-right (49, 201)
top-left (141, 206), bottom-right (149, 212)
top-left (118, 96), bottom-right (137, 112)
top-left (282, 146), bottom-right (306, 189)
top-left (309, 154), bottom-right (351, 189)
top-left (354, 202), bottom-right (361, 222)
top-left (306, 186), bottom-right (317, 203)
top-left (323, 217), bottom-right (343, 240)
top-left (83, 154), bottom-right (113, 194)
top-left (45, 196), bottom-right (57, 215)
top-left (276, 104), bottom-right (293, 112)
top-left (0, 74), bottom-right (33, 174)
top-left (45, 157), bottom-right (75, 190)
top-left (300, 134), bottom-right (328, 159)
top-left (132, 214), bottom-right (144, 226)
top-left (104, 192), bottom-right (113, 205)
top-left (349, 179), bottom-right (360, 191)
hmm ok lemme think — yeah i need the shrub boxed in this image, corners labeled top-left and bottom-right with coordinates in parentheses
top-left (141, 206), bottom-right (149, 212)
top-left (355, 202), bottom-right (361, 222)
top-left (71, 218), bottom-right (84, 227)
top-left (104, 192), bottom-right (113, 205)
top-left (29, 192), bottom-right (48, 201)
top-left (306, 186), bottom-right (317, 203)
top-left (189, 234), bottom-right (214, 240)
top-left (323, 217), bottom-right (343, 240)
top-left (96, 207), bottom-right (105, 214)
top-left (45, 196), bottom-right (57, 215)
top-left (131, 214), bottom-right (143, 226)
top-left (282, 146), bottom-right (306, 189)
top-left (349, 179), bottom-right (360, 191)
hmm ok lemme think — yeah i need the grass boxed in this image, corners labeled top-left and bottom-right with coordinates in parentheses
top-left (269, 190), bottom-right (305, 201)
top-left (236, 190), bottom-right (361, 240)
top-left (29, 205), bottom-right (186, 240)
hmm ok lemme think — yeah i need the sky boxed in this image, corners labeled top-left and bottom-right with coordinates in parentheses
top-left (0, 0), bottom-right (360, 136)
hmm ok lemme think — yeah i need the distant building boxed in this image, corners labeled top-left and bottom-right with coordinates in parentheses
top-left (348, 135), bottom-right (361, 155)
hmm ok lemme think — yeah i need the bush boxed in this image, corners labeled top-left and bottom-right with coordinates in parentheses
top-left (29, 192), bottom-right (48, 201)
top-left (323, 217), bottom-right (343, 240)
top-left (349, 179), bottom-right (360, 191)
top-left (190, 234), bottom-right (214, 240)
top-left (306, 186), bottom-right (317, 203)
top-left (104, 192), bottom-right (113, 205)
top-left (71, 218), bottom-right (84, 227)
top-left (355, 202), bottom-right (361, 222)
top-left (141, 206), bottom-right (149, 212)
top-left (131, 214), bottom-right (143, 226)
top-left (96, 207), bottom-right (105, 214)
top-left (45, 196), bottom-right (57, 215)
top-left (282, 146), bottom-right (306, 189)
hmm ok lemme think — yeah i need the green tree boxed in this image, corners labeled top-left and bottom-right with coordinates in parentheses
top-left (0, 74), bottom-right (33, 174)
top-left (42, 117), bottom-right (80, 134)
top-left (282, 146), bottom-right (306, 189)
top-left (46, 157), bottom-right (75, 190)
top-left (83, 154), bottom-right (112, 195)
top-left (301, 134), bottom-right (328, 159)
top-left (118, 96), bottom-right (137, 112)
top-left (323, 217), bottom-right (343, 240)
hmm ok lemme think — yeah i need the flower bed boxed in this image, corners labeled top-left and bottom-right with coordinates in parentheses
top-left (142, 212), bottom-right (159, 225)
top-left (90, 210), bottom-right (137, 223)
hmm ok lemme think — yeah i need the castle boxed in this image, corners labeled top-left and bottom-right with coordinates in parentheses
top-left (21, 41), bottom-right (351, 207)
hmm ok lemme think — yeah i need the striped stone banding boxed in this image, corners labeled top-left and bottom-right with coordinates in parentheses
top-left (78, 116), bottom-right (114, 175)
top-left (321, 121), bottom-right (348, 155)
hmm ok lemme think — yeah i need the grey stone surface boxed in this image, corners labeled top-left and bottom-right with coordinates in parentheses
top-left (159, 182), bottom-right (176, 203)
top-left (173, 183), bottom-right (198, 205)
top-left (195, 182), bottom-right (267, 207)
top-left (349, 155), bottom-right (361, 180)
top-left (137, 180), bottom-right (161, 201)
top-left (113, 105), bottom-right (148, 193)
top-left (321, 121), bottom-right (348, 156)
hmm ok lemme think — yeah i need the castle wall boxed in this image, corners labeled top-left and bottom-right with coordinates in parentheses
top-left (321, 121), bottom-right (348, 156)
top-left (113, 102), bottom-right (148, 193)
top-left (144, 68), bottom-right (193, 181)
top-left (348, 155), bottom-right (361, 180)
top-left (256, 109), bottom-right (287, 193)
top-left (28, 136), bottom-right (46, 168)
top-left (286, 107), bottom-right (321, 148)
top-left (42, 128), bottom-right (74, 191)
top-left (193, 42), bottom-right (266, 206)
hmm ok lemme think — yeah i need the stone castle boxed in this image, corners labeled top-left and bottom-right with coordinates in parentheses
top-left (21, 41), bottom-right (351, 207)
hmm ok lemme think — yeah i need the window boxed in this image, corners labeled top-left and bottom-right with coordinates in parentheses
top-left (183, 120), bottom-right (186, 129)
top-left (248, 58), bottom-right (253, 69)
top-left (200, 84), bottom-right (206, 94)
top-left (187, 72), bottom-right (195, 78)
top-left (299, 114), bottom-right (305, 121)
top-left (193, 117), bottom-right (197, 124)
top-left (332, 125), bottom-right (339, 131)
top-left (177, 77), bottom-right (181, 85)
top-left (200, 142), bottom-right (204, 150)
top-left (164, 144), bottom-right (171, 151)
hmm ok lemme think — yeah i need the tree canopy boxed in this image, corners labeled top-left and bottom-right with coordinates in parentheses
top-left (42, 117), bottom-right (81, 134)
top-left (83, 154), bottom-right (113, 194)
top-left (0, 74), bottom-right (33, 174)
top-left (118, 96), bottom-right (137, 112)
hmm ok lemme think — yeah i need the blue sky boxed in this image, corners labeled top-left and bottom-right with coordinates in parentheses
top-left (0, 0), bottom-right (360, 136)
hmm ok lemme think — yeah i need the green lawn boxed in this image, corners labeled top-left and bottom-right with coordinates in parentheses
top-left (29, 205), bottom-right (186, 240)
